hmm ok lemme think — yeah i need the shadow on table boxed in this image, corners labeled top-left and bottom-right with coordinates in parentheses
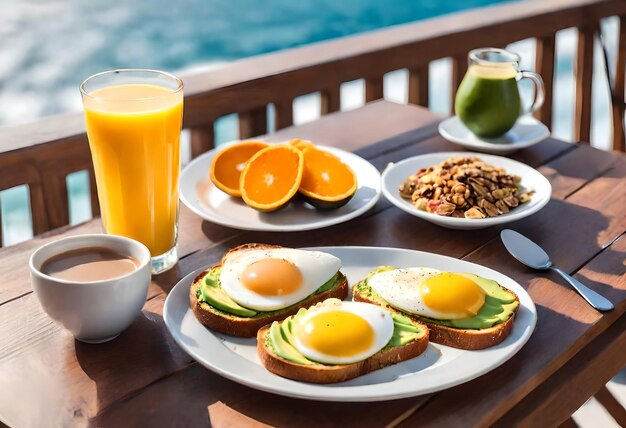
top-left (501, 198), bottom-right (624, 301)
top-left (74, 307), bottom-right (194, 422)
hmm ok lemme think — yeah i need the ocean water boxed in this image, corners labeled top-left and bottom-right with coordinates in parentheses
top-left (1, 0), bottom-right (514, 126)
top-left (0, 0), bottom-right (619, 246)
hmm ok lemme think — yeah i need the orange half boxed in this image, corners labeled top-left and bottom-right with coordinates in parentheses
top-left (289, 138), bottom-right (316, 152)
top-left (240, 145), bottom-right (304, 212)
top-left (209, 141), bottom-right (268, 197)
top-left (299, 146), bottom-right (358, 209)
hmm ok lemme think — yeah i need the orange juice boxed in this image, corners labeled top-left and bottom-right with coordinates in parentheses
top-left (83, 84), bottom-right (183, 256)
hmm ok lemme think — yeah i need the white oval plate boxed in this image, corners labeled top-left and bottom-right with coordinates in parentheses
top-left (439, 115), bottom-right (550, 154)
top-left (163, 246), bottom-right (536, 402)
top-left (179, 142), bottom-right (381, 231)
top-left (382, 152), bottom-right (551, 230)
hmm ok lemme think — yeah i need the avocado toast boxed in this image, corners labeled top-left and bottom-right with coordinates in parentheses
top-left (189, 244), bottom-right (349, 337)
top-left (257, 300), bottom-right (429, 384)
top-left (353, 267), bottom-right (519, 350)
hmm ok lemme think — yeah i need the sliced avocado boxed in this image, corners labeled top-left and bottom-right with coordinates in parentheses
top-left (268, 306), bottom-right (425, 364)
top-left (280, 314), bottom-right (292, 341)
top-left (384, 312), bottom-right (423, 348)
top-left (459, 273), bottom-right (516, 303)
top-left (268, 310), bottom-right (315, 365)
top-left (316, 275), bottom-right (340, 294)
top-left (198, 273), bottom-right (257, 317)
top-left (357, 267), bottom-right (519, 330)
top-left (196, 267), bottom-right (343, 318)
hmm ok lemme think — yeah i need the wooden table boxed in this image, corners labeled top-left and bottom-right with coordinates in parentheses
top-left (0, 101), bottom-right (624, 428)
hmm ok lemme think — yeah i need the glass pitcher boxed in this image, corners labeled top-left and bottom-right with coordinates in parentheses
top-left (454, 47), bottom-right (545, 138)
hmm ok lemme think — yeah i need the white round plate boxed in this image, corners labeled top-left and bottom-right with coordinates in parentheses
top-left (179, 142), bottom-right (381, 231)
top-left (382, 151), bottom-right (551, 230)
top-left (439, 115), bottom-right (550, 154)
top-left (163, 246), bottom-right (536, 402)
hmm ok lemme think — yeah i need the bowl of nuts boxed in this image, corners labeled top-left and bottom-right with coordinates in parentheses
top-left (381, 152), bottom-right (551, 229)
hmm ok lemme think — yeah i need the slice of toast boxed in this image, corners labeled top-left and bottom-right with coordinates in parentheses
top-left (189, 244), bottom-right (349, 337)
top-left (256, 316), bottom-right (429, 384)
top-left (352, 277), bottom-right (519, 350)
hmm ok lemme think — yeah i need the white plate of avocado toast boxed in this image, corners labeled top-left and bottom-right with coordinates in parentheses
top-left (163, 246), bottom-right (536, 401)
top-left (179, 143), bottom-right (381, 232)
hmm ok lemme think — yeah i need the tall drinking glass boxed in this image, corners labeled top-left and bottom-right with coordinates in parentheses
top-left (80, 69), bottom-right (183, 274)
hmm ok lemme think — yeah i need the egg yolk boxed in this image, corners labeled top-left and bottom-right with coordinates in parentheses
top-left (241, 258), bottom-right (302, 296)
top-left (295, 311), bottom-right (374, 357)
top-left (420, 273), bottom-right (486, 317)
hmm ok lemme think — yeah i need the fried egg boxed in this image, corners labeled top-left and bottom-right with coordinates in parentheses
top-left (368, 268), bottom-right (486, 320)
top-left (291, 299), bottom-right (394, 364)
top-left (219, 248), bottom-right (341, 311)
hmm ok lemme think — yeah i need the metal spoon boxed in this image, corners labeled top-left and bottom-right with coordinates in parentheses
top-left (500, 229), bottom-right (614, 312)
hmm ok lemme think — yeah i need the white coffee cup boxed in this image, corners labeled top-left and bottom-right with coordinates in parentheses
top-left (29, 234), bottom-right (151, 343)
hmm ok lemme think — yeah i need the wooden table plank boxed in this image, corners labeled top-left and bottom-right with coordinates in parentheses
top-left (90, 356), bottom-right (429, 427)
top-left (0, 293), bottom-right (194, 427)
top-left (263, 100), bottom-right (441, 153)
top-left (529, 143), bottom-right (621, 199)
top-left (0, 102), bottom-right (624, 427)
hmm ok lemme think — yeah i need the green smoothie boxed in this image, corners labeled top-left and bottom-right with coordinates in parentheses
top-left (455, 65), bottom-right (522, 138)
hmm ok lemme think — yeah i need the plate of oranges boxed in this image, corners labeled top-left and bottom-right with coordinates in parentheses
top-left (179, 139), bottom-right (381, 231)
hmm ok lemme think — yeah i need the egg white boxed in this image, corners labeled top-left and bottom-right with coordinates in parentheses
top-left (368, 267), bottom-right (483, 320)
top-left (291, 300), bottom-right (394, 365)
top-left (219, 248), bottom-right (341, 311)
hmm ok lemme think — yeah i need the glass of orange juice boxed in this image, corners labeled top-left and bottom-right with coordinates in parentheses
top-left (80, 69), bottom-right (183, 274)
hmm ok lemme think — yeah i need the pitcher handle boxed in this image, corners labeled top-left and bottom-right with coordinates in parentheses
top-left (519, 71), bottom-right (545, 114)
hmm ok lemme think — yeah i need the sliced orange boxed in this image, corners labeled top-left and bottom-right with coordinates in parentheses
top-left (210, 141), bottom-right (268, 197)
top-left (299, 146), bottom-right (358, 209)
top-left (240, 145), bottom-right (304, 212)
top-left (289, 138), bottom-right (316, 151)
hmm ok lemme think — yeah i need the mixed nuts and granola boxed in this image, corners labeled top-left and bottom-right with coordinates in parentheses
top-left (398, 157), bottom-right (533, 219)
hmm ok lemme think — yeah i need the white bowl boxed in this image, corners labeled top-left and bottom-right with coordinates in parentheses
top-left (381, 152), bottom-right (551, 230)
top-left (29, 234), bottom-right (151, 343)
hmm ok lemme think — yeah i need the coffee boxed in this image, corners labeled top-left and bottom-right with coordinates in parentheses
top-left (41, 247), bottom-right (140, 282)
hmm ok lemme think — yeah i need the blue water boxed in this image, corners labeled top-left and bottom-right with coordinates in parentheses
top-left (1, 0), bottom-right (513, 125)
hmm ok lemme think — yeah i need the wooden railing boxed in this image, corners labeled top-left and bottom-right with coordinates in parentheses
top-left (0, 0), bottom-right (625, 246)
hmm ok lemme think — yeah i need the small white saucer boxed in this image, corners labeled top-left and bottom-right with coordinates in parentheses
top-left (438, 115), bottom-right (550, 154)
